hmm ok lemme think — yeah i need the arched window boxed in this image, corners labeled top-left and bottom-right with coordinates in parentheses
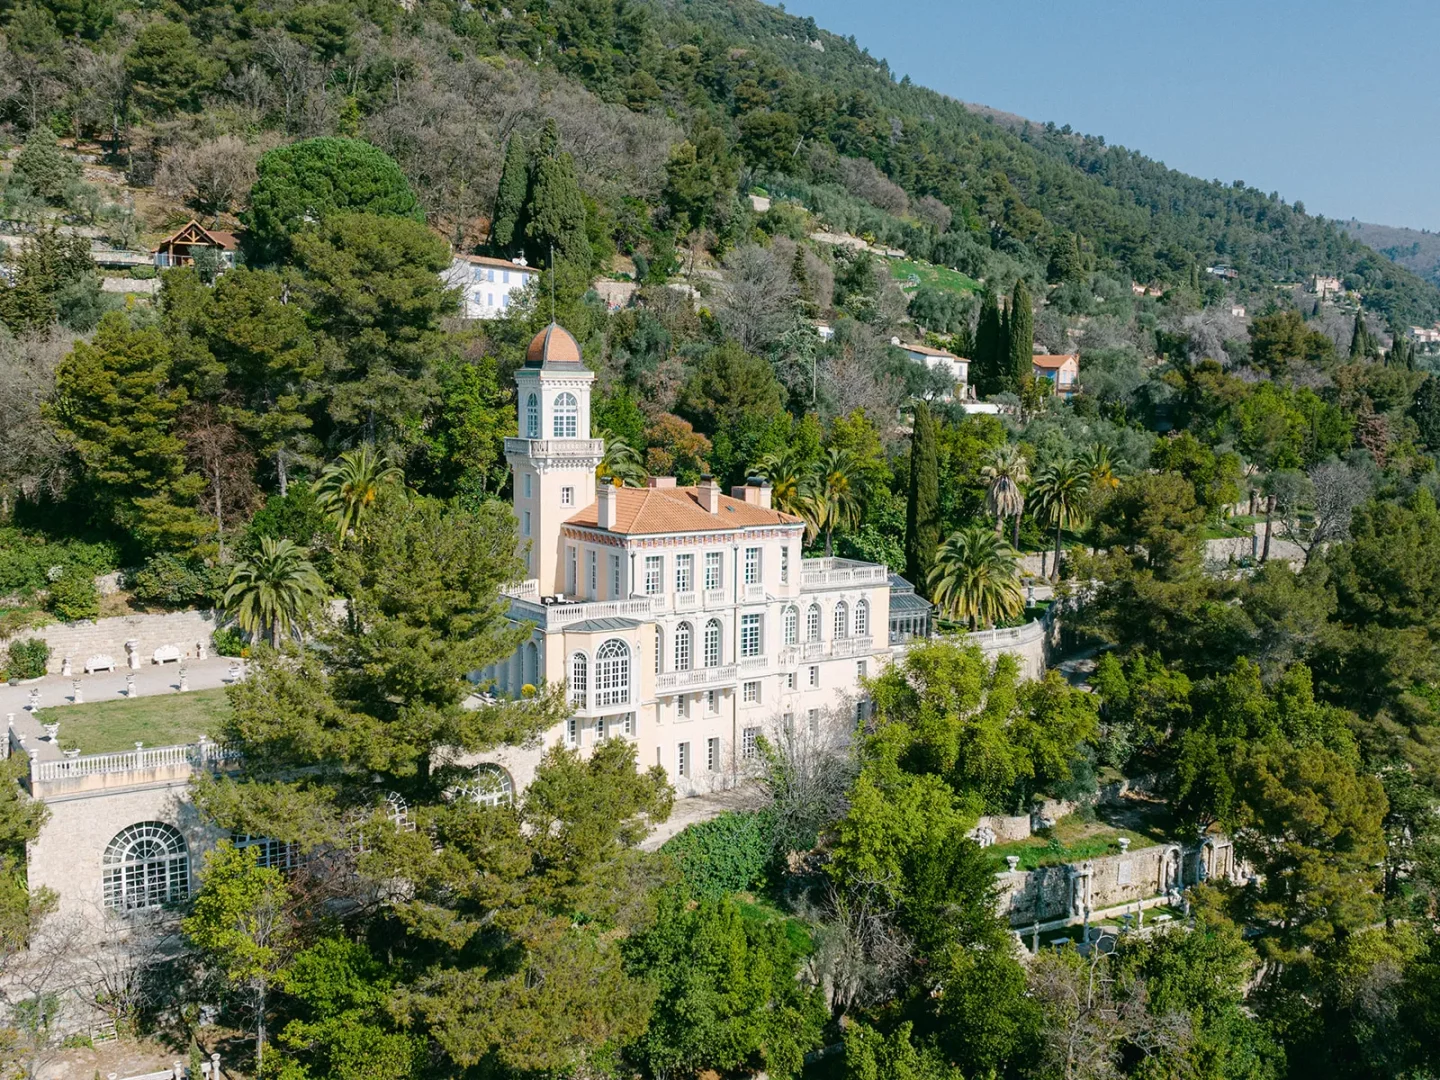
top-left (674, 623), bottom-right (692, 671)
top-left (235, 834), bottom-right (301, 873)
top-left (806, 604), bottom-right (822, 643)
top-left (102, 822), bottom-right (189, 911)
top-left (595, 639), bottom-right (631, 707)
top-left (855, 599), bottom-right (869, 637)
top-left (783, 606), bottom-right (799, 645)
top-left (703, 620), bottom-right (722, 667)
top-left (523, 641), bottom-right (538, 689)
top-left (384, 791), bottom-right (413, 831)
top-left (553, 392), bottom-right (578, 438)
top-left (834, 601), bottom-right (849, 639)
top-left (468, 764), bottom-right (515, 807)
top-left (570, 653), bottom-right (588, 706)
top-left (525, 393), bottom-right (539, 438)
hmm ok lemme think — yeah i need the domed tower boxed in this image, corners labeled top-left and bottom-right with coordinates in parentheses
top-left (506, 323), bottom-right (602, 594)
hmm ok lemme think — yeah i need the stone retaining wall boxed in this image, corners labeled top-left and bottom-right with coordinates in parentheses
top-left (6, 610), bottom-right (223, 674)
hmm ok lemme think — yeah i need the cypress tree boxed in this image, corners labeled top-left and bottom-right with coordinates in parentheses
top-left (972, 285), bottom-right (1004, 397)
top-left (524, 148), bottom-right (590, 276)
top-left (904, 401), bottom-right (940, 595)
top-left (1046, 232), bottom-right (1083, 284)
top-left (1350, 308), bottom-right (1374, 360)
top-left (1389, 329), bottom-right (1413, 370)
top-left (1007, 277), bottom-right (1034, 391)
top-left (490, 133), bottom-right (529, 251)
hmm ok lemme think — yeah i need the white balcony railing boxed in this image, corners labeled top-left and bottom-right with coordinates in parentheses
top-left (800, 558), bottom-right (889, 589)
top-left (739, 655), bottom-right (769, 674)
top-left (831, 636), bottom-right (874, 657)
top-left (703, 588), bottom-right (727, 608)
top-left (657, 665), bottom-right (738, 693)
top-left (31, 739), bottom-right (239, 783)
top-left (507, 595), bottom-right (657, 630)
top-left (741, 584), bottom-right (766, 602)
top-left (503, 437), bottom-right (605, 459)
top-left (675, 591), bottom-right (699, 611)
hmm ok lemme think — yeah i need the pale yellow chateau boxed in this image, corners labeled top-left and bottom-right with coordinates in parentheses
top-left (478, 323), bottom-right (931, 796)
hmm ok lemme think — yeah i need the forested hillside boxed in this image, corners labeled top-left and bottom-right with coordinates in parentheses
top-left (1341, 219), bottom-right (1440, 292)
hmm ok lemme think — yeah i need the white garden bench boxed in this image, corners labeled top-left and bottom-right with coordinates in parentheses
top-left (84, 654), bottom-right (116, 674)
top-left (152, 644), bottom-right (182, 665)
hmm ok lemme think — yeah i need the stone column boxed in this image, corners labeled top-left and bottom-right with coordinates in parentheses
top-left (126, 674), bottom-right (137, 698)
top-left (72, 681), bottom-right (83, 704)
top-left (125, 640), bottom-right (141, 670)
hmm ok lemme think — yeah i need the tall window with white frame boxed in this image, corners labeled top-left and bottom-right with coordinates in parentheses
top-left (740, 613), bottom-right (762, 658)
top-left (569, 653), bottom-right (587, 707)
top-left (525, 393), bottom-right (539, 438)
top-left (807, 604), bottom-right (821, 642)
top-left (566, 546), bottom-right (577, 594)
top-left (706, 737), bottom-right (720, 772)
top-left (744, 546), bottom-right (761, 585)
top-left (553, 392), bottom-right (578, 437)
top-left (677, 741), bottom-right (690, 778)
top-left (834, 601), bottom-right (849, 639)
top-left (855, 599), bottom-right (869, 637)
top-left (609, 553), bottom-right (621, 600)
top-left (780, 544), bottom-right (790, 584)
top-left (676, 553), bottom-right (694, 593)
top-left (783, 606), bottom-right (798, 645)
top-left (703, 619), bottom-right (722, 667)
top-left (704, 551), bottom-right (723, 591)
top-left (594, 639), bottom-right (630, 707)
top-left (587, 550), bottom-right (597, 597)
top-left (644, 555), bottom-right (663, 595)
top-left (742, 726), bottom-right (760, 760)
top-left (674, 622), bottom-right (692, 671)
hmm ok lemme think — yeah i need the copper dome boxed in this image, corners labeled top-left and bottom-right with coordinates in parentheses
top-left (523, 323), bottom-right (583, 368)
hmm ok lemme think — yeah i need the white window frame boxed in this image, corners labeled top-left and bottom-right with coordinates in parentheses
top-left (525, 393), bottom-right (539, 438)
top-left (706, 737), bottom-right (720, 772)
top-left (677, 742), bottom-right (690, 778)
top-left (807, 604), bottom-right (821, 642)
top-left (674, 623), bottom-right (693, 671)
top-left (834, 601), bottom-right (849, 640)
top-left (561, 485), bottom-right (574, 506)
top-left (783, 606), bottom-right (798, 645)
top-left (740, 614), bottom-right (762, 658)
top-left (704, 551), bottom-right (723, 591)
top-left (780, 545), bottom-right (790, 584)
top-left (570, 653), bottom-right (587, 706)
top-left (703, 619), bottom-right (722, 668)
top-left (644, 555), bottom-right (664, 595)
top-left (742, 727), bottom-right (760, 760)
top-left (676, 553), bottom-right (694, 593)
top-left (553, 392), bottom-right (579, 438)
top-left (744, 546), bottom-right (761, 585)
top-left (743, 680), bottom-right (760, 704)
top-left (594, 639), bottom-right (631, 707)
top-left (809, 665), bottom-right (820, 688)
top-left (855, 599), bottom-right (869, 637)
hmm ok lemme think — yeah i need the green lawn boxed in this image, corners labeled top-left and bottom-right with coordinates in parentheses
top-left (889, 258), bottom-right (981, 296)
top-left (987, 814), bottom-right (1158, 872)
top-left (46, 687), bottom-right (232, 754)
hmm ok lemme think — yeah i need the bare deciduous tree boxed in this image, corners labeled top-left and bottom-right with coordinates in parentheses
top-left (913, 194), bottom-right (953, 233)
top-left (715, 244), bottom-right (800, 353)
top-left (819, 324), bottom-right (904, 426)
top-left (156, 135), bottom-right (263, 217)
top-left (837, 157), bottom-right (909, 216)
top-left (762, 702), bottom-right (857, 857)
top-left (179, 405), bottom-right (261, 555)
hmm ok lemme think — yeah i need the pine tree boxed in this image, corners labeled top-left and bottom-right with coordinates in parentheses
top-left (1007, 278), bottom-right (1034, 392)
top-left (1046, 232), bottom-right (1083, 284)
top-left (972, 285), bottom-right (1005, 397)
top-left (490, 134), bottom-right (529, 252)
top-left (904, 401), bottom-right (939, 596)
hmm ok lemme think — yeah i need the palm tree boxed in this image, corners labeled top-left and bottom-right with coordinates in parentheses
top-left (1030, 455), bottom-right (1092, 581)
top-left (805, 447), bottom-right (863, 557)
top-left (928, 525), bottom-right (1024, 630)
top-left (314, 446), bottom-right (404, 543)
top-left (752, 446), bottom-right (815, 519)
top-left (1080, 442), bottom-right (1121, 499)
top-left (223, 537), bottom-right (328, 647)
top-left (980, 442), bottom-right (1029, 546)
top-left (597, 431), bottom-right (647, 487)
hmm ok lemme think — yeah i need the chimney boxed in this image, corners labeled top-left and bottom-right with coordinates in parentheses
top-left (646, 476), bottom-right (677, 489)
top-left (731, 477), bottom-right (772, 509)
top-left (697, 474), bottom-right (720, 514)
top-left (597, 483), bottom-right (618, 529)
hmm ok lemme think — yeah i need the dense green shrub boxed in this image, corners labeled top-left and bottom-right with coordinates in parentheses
top-left (127, 554), bottom-right (226, 609)
top-left (211, 627), bottom-right (246, 657)
top-left (0, 529), bottom-right (119, 596)
top-left (5, 639), bottom-right (50, 680)
top-left (660, 809), bottom-right (776, 900)
top-left (45, 570), bottom-right (99, 622)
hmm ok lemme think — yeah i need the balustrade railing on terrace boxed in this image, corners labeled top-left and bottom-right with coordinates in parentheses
top-left (656, 664), bottom-right (738, 692)
top-left (29, 739), bottom-right (240, 783)
top-left (800, 558), bottom-right (889, 589)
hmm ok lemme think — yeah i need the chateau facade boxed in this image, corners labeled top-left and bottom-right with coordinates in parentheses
top-left (476, 323), bottom-right (931, 796)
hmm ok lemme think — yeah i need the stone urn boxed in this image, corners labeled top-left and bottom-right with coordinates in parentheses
top-left (125, 640), bottom-right (141, 670)
top-left (1006, 855), bottom-right (1021, 872)
top-left (1117, 836), bottom-right (1131, 853)
top-left (60, 656), bottom-right (72, 677)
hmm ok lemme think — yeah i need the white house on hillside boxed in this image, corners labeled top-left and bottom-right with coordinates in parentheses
top-left (444, 254), bottom-right (537, 318)
top-left (477, 323), bottom-right (932, 797)
top-left (893, 338), bottom-right (969, 400)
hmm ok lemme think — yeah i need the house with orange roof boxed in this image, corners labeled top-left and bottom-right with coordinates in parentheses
top-left (469, 322), bottom-right (934, 799)
top-left (1032, 353), bottom-right (1080, 399)
top-left (151, 220), bottom-right (239, 270)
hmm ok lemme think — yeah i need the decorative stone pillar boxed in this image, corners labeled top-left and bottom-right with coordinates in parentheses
top-left (197, 639), bottom-right (209, 660)
top-left (125, 640), bottom-right (141, 670)
top-left (126, 674), bottom-right (137, 698)
top-left (72, 681), bottom-right (82, 704)
top-left (178, 667), bottom-right (188, 692)
top-left (60, 656), bottom-right (72, 677)
top-left (212, 1051), bottom-right (222, 1079)
top-left (27, 689), bottom-right (39, 712)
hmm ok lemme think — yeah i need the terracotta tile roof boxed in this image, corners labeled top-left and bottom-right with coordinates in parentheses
top-left (566, 486), bottom-right (804, 535)
top-left (900, 341), bottom-right (965, 360)
top-left (525, 323), bottom-right (583, 368)
top-left (1031, 354), bottom-right (1079, 369)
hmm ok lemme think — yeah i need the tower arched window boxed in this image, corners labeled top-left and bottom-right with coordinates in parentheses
top-left (523, 641), bottom-right (539, 688)
top-left (703, 619), bottom-right (722, 667)
top-left (102, 822), bottom-right (189, 911)
top-left (806, 604), bottom-right (822, 643)
top-left (595, 639), bottom-right (631, 707)
top-left (553, 392), bottom-right (578, 438)
top-left (674, 623), bottom-right (693, 671)
top-left (570, 653), bottom-right (588, 706)
top-left (468, 764), bottom-right (515, 807)
top-left (525, 393), bottom-right (539, 438)
top-left (783, 606), bottom-right (799, 646)
top-left (855, 599), bottom-right (869, 637)
top-left (834, 601), bottom-right (849, 640)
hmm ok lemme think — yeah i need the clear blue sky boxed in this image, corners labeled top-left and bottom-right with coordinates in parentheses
top-left (778, 0), bottom-right (1439, 229)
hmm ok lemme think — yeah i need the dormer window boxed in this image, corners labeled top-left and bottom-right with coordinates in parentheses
top-left (553, 392), bottom-right (578, 438)
top-left (525, 393), bottom-right (539, 437)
